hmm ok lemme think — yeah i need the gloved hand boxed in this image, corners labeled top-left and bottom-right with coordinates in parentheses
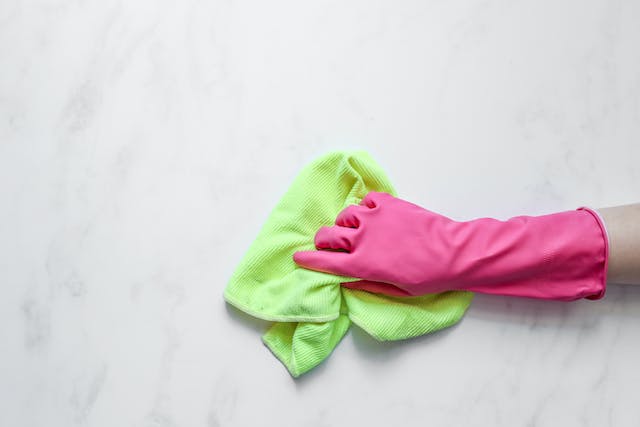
top-left (293, 192), bottom-right (609, 301)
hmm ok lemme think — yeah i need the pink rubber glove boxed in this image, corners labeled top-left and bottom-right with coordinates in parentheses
top-left (293, 192), bottom-right (609, 301)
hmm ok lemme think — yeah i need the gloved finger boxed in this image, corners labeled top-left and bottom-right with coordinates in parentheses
top-left (360, 191), bottom-right (392, 208)
top-left (314, 225), bottom-right (357, 251)
top-left (341, 280), bottom-right (413, 297)
top-left (335, 205), bottom-right (367, 228)
top-left (293, 250), bottom-right (352, 276)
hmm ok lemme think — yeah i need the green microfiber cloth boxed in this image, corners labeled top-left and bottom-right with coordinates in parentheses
top-left (224, 150), bottom-right (474, 377)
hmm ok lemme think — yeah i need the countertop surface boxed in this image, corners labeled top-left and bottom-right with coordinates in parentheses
top-left (2, 1), bottom-right (640, 426)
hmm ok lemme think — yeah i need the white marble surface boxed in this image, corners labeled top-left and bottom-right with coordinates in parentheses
top-left (2, 0), bottom-right (640, 426)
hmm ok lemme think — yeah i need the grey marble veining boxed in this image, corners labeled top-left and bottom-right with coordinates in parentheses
top-left (1, 1), bottom-right (640, 426)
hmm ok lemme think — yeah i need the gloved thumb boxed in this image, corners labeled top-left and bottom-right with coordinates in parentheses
top-left (293, 250), bottom-right (351, 276)
top-left (341, 280), bottom-right (413, 297)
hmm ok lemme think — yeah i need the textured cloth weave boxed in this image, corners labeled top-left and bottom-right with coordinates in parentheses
top-left (224, 151), bottom-right (474, 377)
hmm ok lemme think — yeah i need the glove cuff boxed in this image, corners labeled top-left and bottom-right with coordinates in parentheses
top-left (461, 207), bottom-right (609, 301)
top-left (576, 206), bottom-right (610, 300)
